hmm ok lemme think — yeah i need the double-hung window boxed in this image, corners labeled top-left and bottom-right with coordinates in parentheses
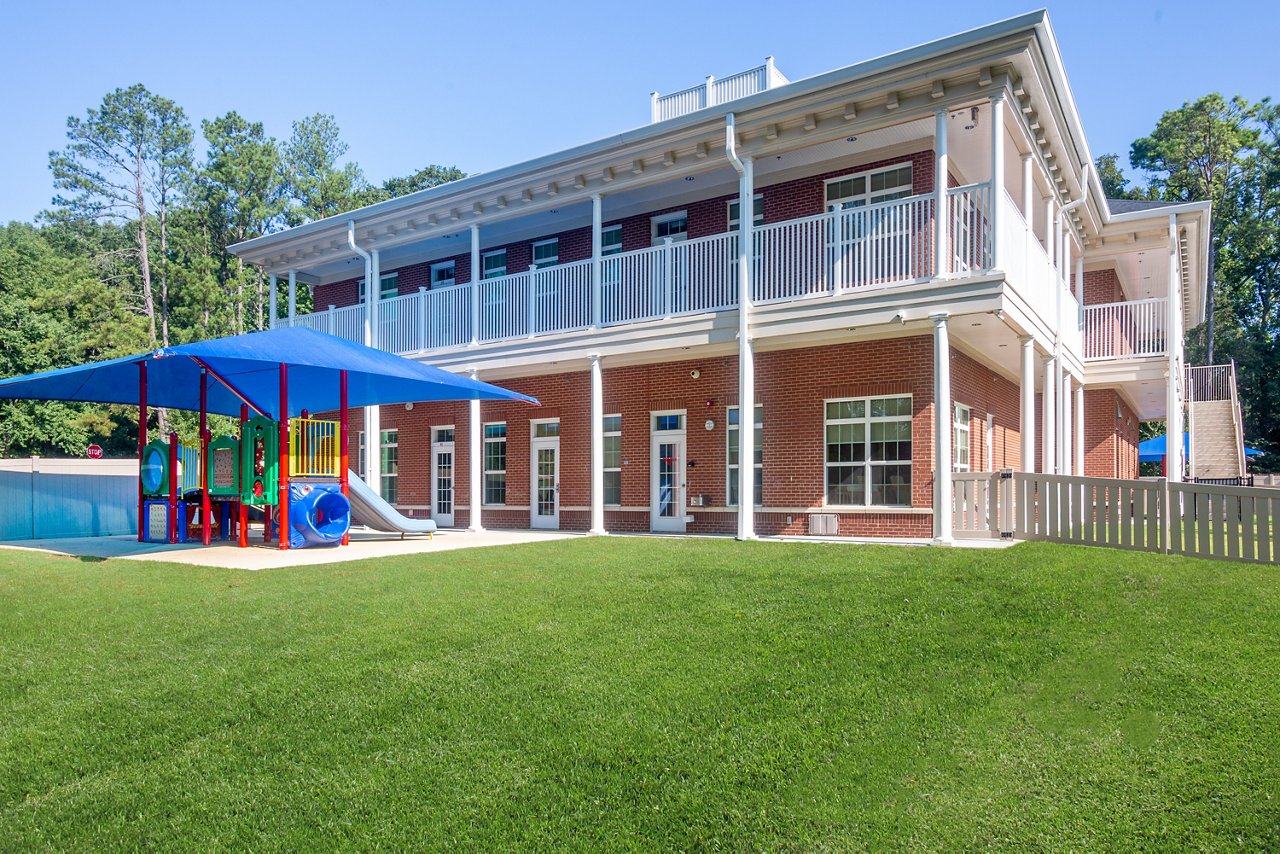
top-left (532, 238), bottom-right (559, 269)
top-left (601, 225), bottom-right (623, 256)
top-left (727, 194), bottom-right (764, 230)
top-left (727, 405), bottom-right (763, 507)
top-left (651, 212), bottom-right (687, 244)
top-left (431, 260), bottom-right (456, 288)
top-left (380, 429), bottom-right (399, 504)
top-left (954, 404), bottom-right (971, 472)
top-left (359, 273), bottom-right (399, 302)
top-left (483, 423), bottom-right (507, 504)
top-left (825, 395), bottom-right (913, 506)
top-left (824, 164), bottom-right (914, 210)
top-left (603, 415), bottom-right (622, 506)
top-left (482, 250), bottom-right (507, 279)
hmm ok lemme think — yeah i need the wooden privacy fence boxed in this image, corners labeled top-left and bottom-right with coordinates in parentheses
top-left (953, 470), bottom-right (1280, 563)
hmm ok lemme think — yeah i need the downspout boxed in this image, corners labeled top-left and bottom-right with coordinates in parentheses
top-left (347, 221), bottom-right (380, 494)
top-left (726, 113), bottom-right (756, 539)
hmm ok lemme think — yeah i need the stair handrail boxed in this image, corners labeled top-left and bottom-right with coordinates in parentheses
top-left (1227, 359), bottom-right (1247, 477)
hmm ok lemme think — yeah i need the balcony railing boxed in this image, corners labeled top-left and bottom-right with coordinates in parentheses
top-left (278, 184), bottom-right (1079, 356)
top-left (1083, 298), bottom-right (1168, 361)
top-left (651, 59), bottom-right (789, 123)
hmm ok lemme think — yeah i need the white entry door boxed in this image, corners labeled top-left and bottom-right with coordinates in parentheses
top-left (531, 421), bottom-right (560, 529)
top-left (431, 428), bottom-right (455, 528)
top-left (650, 412), bottom-right (687, 533)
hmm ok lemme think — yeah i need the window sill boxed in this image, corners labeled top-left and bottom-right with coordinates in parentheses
top-left (820, 505), bottom-right (932, 515)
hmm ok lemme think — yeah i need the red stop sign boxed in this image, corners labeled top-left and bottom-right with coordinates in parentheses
top-left (86, 444), bottom-right (103, 459)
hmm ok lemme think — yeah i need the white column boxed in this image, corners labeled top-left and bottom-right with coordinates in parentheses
top-left (268, 273), bottom-right (278, 329)
top-left (287, 270), bottom-right (297, 323)
top-left (1062, 226), bottom-right (1073, 291)
top-left (1020, 336), bottom-right (1036, 472)
top-left (934, 108), bottom-right (949, 278)
top-left (933, 313), bottom-right (953, 543)
top-left (591, 194), bottom-right (603, 328)
top-left (469, 224), bottom-right (481, 346)
top-left (1044, 196), bottom-right (1056, 264)
top-left (589, 354), bottom-right (606, 535)
top-left (736, 155), bottom-right (756, 540)
top-left (989, 91), bottom-right (1005, 271)
top-left (1042, 353), bottom-right (1056, 473)
top-left (363, 252), bottom-right (381, 496)
top-left (1167, 213), bottom-right (1183, 482)
top-left (1060, 372), bottom-right (1072, 476)
top-left (1074, 381), bottom-right (1085, 476)
top-left (468, 369), bottom-right (485, 532)
top-left (1021, 154), bottom-right (1034, 221)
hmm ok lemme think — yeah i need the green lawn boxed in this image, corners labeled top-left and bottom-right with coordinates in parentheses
top-left (1, 539), bottom-right (1277, 850)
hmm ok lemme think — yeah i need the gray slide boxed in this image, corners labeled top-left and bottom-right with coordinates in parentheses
top-left (345, 469), bottom-right (437, 536)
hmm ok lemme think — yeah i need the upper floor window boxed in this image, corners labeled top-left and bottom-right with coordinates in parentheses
top-left (651, 211), bottom-right (687, 245)
top-left (532, 238), bottom-right (559, 269)
top-left (358, 273), bottom-right (399, 302)
top-left (825, 163), bottom-right (914, 210)
top-left (431, 260), bottom-right (456, 288)
top-left (601, 224), bottom-right (623, 256)
top-left (482, 249), bottom-right (507, 279)
top-left (727, 194), bottom-right (764, 230)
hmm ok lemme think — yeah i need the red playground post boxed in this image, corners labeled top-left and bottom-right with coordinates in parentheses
top-left (278, 362), bottom-right (290, 550)
top-left (167, 431), bottom-right (179, 544)
top-left (238, 404), bottom-right (249, 549)
top-left (199, 368), bottom-right (211, 546)
top-left (340, 369), bottom-right (349, 546)
top-left (137, 362), bottom-right (148, 542)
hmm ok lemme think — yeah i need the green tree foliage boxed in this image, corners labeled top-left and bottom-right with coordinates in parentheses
top-left (281, 114), bottom-right (369, 224)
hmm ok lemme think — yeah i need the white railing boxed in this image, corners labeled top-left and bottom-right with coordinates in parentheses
top-left (422, 284), bottom-right (471, 350)
top-left (1061, 287), bottom-right (1083, 360)
top-left (1083, 298), bottom-right (1167, 360)
top-left (328, 303), bottom-right (366, 344)
top-left (478, 270), bottom-right (532, 342)
top-left (378, 291), bottom-right (419, 356)
top-left (947, 183), bottom-right (993, 274)
top-left (998, 190), bottom-right (1058, 327)
top-left (652, 59), bottom-right (788, 122)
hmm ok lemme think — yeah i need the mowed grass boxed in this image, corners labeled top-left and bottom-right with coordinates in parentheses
top-left (1, 538), bottom-right (1277, 850)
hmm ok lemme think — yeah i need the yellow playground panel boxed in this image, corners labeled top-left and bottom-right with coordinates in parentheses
top-left (290, 418), bottom-right (341, 478)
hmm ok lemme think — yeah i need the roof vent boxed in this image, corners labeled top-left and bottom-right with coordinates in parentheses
top-left (650, 57), bottom-right (788, 123)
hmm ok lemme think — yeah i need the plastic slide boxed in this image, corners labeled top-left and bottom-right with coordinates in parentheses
top-left (287, 482), bottom-right (351, 548)
top-left (346, 469), bottom-right (438, 536)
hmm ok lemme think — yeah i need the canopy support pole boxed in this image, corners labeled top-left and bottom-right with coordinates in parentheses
top-left (340, 370), bottom-right (349, 546)
top-left (167, 431), bottom-right (179, 544)
top-left (199, 368), bottom-right (211, 545)
top-left (278, 363), bottom-right (290, 550)
top-left (137, 362), bottom-right (147, 542)
top-left (188, 356), bottom-right (270, 417)
top-left (238, 404), bottom-right (248, 548)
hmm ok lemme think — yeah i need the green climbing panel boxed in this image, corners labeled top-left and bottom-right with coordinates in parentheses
top-left (239, 416), bottom-right (279, 506)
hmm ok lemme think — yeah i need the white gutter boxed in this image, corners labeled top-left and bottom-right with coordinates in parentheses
top-left (726, 113), bottom-right (756, 540)
top-left (347, 220), bottom-right (382, 496)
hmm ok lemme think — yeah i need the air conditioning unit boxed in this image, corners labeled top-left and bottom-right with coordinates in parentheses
top-left (808, 513), bottom-right (838, 536)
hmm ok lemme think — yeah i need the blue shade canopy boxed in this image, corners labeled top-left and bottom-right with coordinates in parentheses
top-left (0, 327), bottom-right (538, 418)
top-left (1138, 433), bottom-right (1263, 463)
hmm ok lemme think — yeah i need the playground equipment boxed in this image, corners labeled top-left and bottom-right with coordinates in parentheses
top-left (346, 469), bottom-right (437, 538)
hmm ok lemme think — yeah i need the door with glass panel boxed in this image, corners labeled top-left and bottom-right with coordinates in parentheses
top-left (530, 421), bottom-right (560, 529)
top-left (650, 412), bottom-right (687, 533)
top-left (431, 427), bottom-right (455, 528)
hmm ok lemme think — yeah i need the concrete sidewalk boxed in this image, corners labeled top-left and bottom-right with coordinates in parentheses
top-left (0, 528), bottom-right (581, 570)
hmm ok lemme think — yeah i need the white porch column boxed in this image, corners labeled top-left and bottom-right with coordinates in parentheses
top-left (287, 270), bottom-right (297, 323)
top-left (1167, 213), bottom-right (1184, 482)
top-left (989, 91), bottom-right (1005, 271)
top-left (363, 251), bottom-right (381, 496)
top-left (591, 194), bottom-right (603, 328)
top-left (1042, 353), bottom-right (1056, 473)
top-left (589, 354), bottom-right (606, 535)
top-left (933, 313), bottom-right (953, 543)
top-left (736, 155), bottom-right (757, 541)
top-left (469, 224), bottom-right (481, 346)
top-left (468, 368), bottom-right (485, 532)
top-left (1021, 154), bottom-right (1034, 221)
top-left (1074, 381), bottom-right (1085, 476)
top-left (1020, 336), bottom-right (1036, 472)
top-left (934, 108), bottom-right (949, 278)
top-left (268, 273), bottom-right (278, 329)
top-left (1060, 372), bottom-right (1072, 476)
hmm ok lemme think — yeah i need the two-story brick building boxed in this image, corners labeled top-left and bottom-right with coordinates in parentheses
top-left (230, 11), bottom-right (1212, 542)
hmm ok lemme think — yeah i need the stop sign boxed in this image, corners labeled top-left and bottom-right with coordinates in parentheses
top-left (86, 444), bottom-right (103, 459)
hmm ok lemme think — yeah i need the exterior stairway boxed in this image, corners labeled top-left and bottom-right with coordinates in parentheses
top-left (1187, 364), bottom-right (1247, 481)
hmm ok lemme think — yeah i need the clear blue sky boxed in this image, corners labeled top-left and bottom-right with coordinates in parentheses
top-left (2, 0), bottom-right (1275, 223)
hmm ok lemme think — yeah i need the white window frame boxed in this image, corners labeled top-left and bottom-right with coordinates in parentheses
top-left (602, 414), bottom-right (622, 506)
top-left (823, 395), bottom-right (913, 508)
top-left (380, 429), bottom-right (399, 504)
top-left (482, 422), bottom-right (507, 505)
top-left (727, 404), bottom-right (763, 507)
top-left (481, 249), bottom-right (508, 279)
top-left (531, 238), bottom-right (559, 269)
top-left (954, 403), bottom-right (971, 472)
top-left (651, 211), bottom-right (688, 244)
top-left (430, 260), bottom-right (456, 288)
top-left (727, 194), bottom-right (764, 230)
top-left (824, 163), bottom-right (914, 210)
top-left (601, 224), bottom-right (623, 256)
top-left (357, 430), bottom-right (365, 478)
top-left (358, 272), bottom-right (399, 302)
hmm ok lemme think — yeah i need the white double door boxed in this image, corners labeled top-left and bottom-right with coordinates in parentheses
top-left (531, 430), bottom-right (560, 530)
top-left (650, 421), bottom-right (687, 533)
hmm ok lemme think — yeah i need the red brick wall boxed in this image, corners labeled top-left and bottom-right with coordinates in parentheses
top-left (312, 150), bottom-right (932, 311)
top-left (1082, 268), bottom-right (1123, 306)
top-left (336, 334), bottom-right (1034, 538)
top-left (1083, 388), bottom-right (1141, 479)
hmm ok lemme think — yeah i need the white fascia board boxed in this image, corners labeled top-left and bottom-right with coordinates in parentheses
top-left (229, 11), bottom-right (1050, 268)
